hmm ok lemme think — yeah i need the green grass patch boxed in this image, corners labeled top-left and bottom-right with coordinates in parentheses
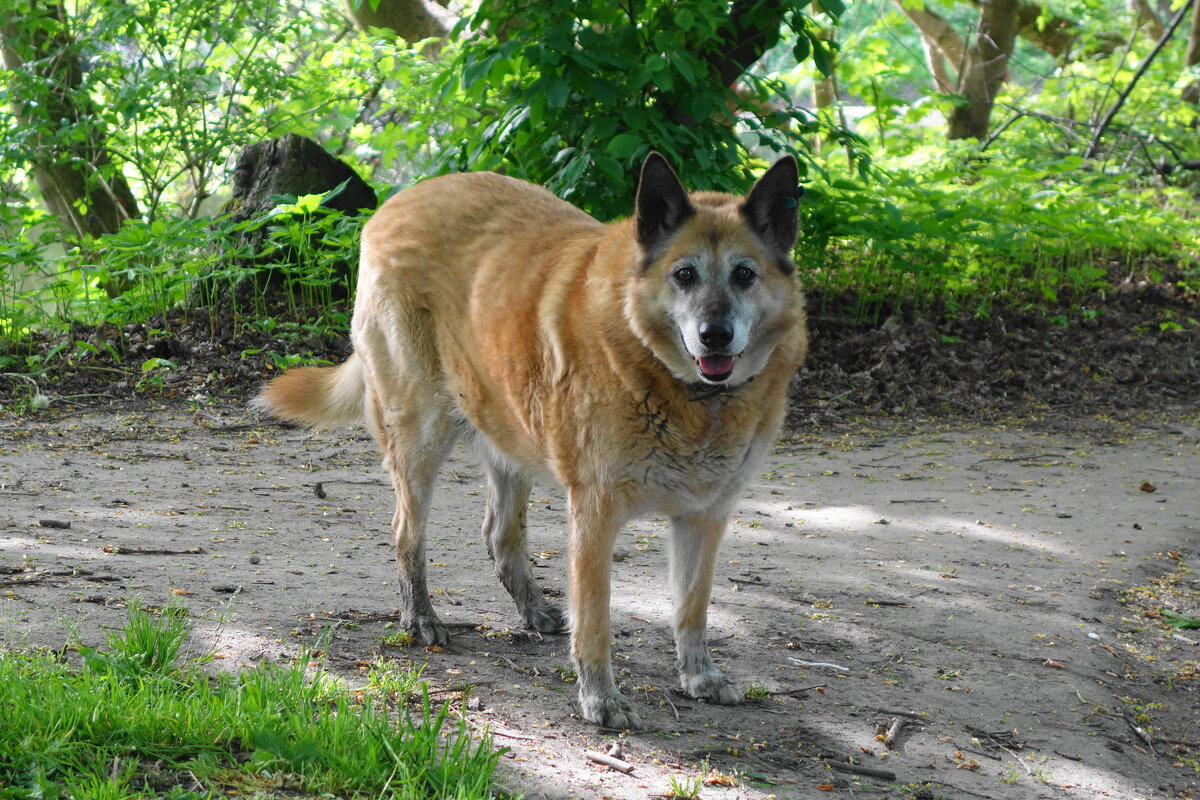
top-left (0, 605), bottom-right (505, 799)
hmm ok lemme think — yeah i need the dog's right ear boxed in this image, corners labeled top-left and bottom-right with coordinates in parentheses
top-left (636, 153), bottom-right (694, 255)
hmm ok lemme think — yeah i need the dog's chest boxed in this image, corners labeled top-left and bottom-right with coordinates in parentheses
top-left (622, 393), bottom-right (764, 513)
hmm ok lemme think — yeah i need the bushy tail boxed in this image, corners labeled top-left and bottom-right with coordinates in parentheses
top-left (251, 354), bottom-right (365, 427)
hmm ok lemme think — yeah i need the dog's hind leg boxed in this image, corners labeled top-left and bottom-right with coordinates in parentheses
top-left (477, 445), bottom-right (567, 635)
top-left (364, 378), bottom-right (459, 647)
top-left (670, 506), bottom-right (745, 705)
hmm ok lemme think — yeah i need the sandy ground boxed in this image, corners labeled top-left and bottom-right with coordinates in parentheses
top-left (2, 401), bottom-right (1199, 800)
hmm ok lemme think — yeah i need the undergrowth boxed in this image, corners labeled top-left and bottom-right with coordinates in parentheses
top-left (1, 150), bottom-right (1197, 389)
top-left (0, 603), bottom-right (504, 799)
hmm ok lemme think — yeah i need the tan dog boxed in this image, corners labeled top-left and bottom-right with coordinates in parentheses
top-left (254, 154), bottom-right (808, 729)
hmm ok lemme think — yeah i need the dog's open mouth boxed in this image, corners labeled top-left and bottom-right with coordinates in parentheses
top-left (695, 354), bottom-right (736, 382)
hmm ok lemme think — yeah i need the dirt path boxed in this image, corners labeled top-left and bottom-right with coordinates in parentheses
top-left (2, 402), bottom-right (1198, 799)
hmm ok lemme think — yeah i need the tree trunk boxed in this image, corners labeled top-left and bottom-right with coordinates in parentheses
top-left (344, 0), bottom-right (454, 53)
top-left (896, 3), bottom-right (968, 73)
top-left (946, 0), bottom-right (1022, 140)
top-left (191, 134), bottom-right (377, 313)
top-left (919, 32), bottom-right (954, 93)
top-left (0, 2), bottom-right (139, 248)
top-left (1184, 0), bottom-right (1200, 104)
top-left (964, 0), bottom-right (1124, 57)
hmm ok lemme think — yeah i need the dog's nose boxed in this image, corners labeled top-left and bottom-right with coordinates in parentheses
top-left (698, 321), bottom-right (733, 350)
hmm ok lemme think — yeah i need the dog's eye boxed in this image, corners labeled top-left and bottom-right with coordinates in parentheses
top-left (732, 264), bottom-right (757, 285)
top-left (673, 266), bottom-right (698, 285)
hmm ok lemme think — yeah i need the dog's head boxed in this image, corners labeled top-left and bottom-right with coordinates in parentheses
top-left (627, 153), bottom-right (805, 388)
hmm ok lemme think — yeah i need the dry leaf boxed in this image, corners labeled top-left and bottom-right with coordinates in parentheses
top-left (703, 769), bottom-right (736, 787)
top-left (1042, 659), bottom-right (1064, 669)
top-left (817, 784), bottom-right (836, 792)
top-left (1140, 482), bottom-right (1157, 493)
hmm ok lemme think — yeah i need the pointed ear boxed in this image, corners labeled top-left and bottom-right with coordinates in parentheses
top-left (636, 152), bottom-right (694, 256)
top-left (740, 156), bottom-right (802, 266)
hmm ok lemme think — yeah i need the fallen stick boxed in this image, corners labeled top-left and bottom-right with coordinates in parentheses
top-left (883, 716), bottom-right (906, 749)
top-left (102, 545), bottom-right (206, 555)
top-left (789, 658), bottom-right (849, 671)
top-left (0, 575), bottom-right (65, 587)
top-left (771, 683), bottom-right (826, 697)
top-left (1124, 712), bottom-right (1159, 757)
top-left (824, 761), bottom-right (896, 781)
top-left (585, 751), bottom-right (635, 774)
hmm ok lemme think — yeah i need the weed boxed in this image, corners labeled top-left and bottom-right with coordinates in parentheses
top-left (379, 630), bottom-right (417, 648)
top-left (665, 772), bottom-right (704, 799)
top-left (744, 683), bottom-right (770, 701)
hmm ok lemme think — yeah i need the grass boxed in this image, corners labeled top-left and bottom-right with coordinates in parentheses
top-left (0, 604), bottom-right (506, 799)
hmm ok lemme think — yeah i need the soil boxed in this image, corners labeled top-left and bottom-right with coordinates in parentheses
top-left (1, 289), bottom-right (1199, 800)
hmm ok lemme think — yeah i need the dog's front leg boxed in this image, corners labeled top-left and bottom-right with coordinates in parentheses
top-left (670, 507), bottom-right (744, 705)
top-left (567, 488), bottom-right (641, 729)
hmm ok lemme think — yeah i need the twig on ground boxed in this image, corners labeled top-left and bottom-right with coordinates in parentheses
top-left (101, 545), bottom-right (205, 555)
top-left (585, 750), bottom-right (635, 774)
top-left (1124, 712), bottom-right (1159, 756)
top-left (771, 683), bottom-right (826, 697)
top-left (883, 716), bottom-right (906, 749)
top-left (789, 658), bottom-right (849, 671)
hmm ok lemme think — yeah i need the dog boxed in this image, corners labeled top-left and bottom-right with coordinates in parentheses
top-left (253, 153), bottom-right (808, 729)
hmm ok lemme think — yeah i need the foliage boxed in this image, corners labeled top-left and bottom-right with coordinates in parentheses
top-left (0, 604), bottom-right (503, 799)
top-left (436, 0), bottom-right (856, 218)
top-left (0, 0), bottom-right (1197, 370)
top-left (778, 0), bottom-right (1200, 317)
top-left (798, 144), bottom-right (1198, 318)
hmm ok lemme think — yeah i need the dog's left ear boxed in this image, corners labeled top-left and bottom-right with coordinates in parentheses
top-left (636, 153), bottom-right (694, 255)
top-left (740, 156), bottom-right (802, 259)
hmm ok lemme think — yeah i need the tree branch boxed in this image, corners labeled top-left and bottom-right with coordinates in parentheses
top-left (1085, 0), bottom-right (1196, 159)
top-left (894, 1), bottom-right (967, 73)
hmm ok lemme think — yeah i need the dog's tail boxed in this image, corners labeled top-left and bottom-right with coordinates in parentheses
top-left (252, 354), bottom-right (365, 427)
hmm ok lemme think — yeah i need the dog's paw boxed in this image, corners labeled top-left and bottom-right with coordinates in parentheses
top-left (680, 669), bottom-right (744, 705)
top-left (404, 613), bottom-right (450, 647)
top-left (524, 601), bottom-right (567, 635)
top-left (578, 688), bottom-right (643, 730)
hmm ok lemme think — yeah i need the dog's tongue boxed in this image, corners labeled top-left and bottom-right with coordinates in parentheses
top-left (698, 355), bottom-right (735, 377)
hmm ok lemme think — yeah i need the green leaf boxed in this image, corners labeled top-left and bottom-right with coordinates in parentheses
top-left (141, 357), bottom-right (175, 373)
top-left (1162, 609), bottom-right (1200, 629)
top-left (810, 32), bottom-right (834, 77)
top-left (607, 132), bottom-right (643, 159)
top-left (819, 0), bottom-right (846, 19)
top-left (791, 36), bottom-right (811, 63)
top-left (545, 75), bottom-right (569, 108)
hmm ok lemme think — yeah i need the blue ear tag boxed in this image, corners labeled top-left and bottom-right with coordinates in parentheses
top-left (779, 195), bottom-right (799, 210)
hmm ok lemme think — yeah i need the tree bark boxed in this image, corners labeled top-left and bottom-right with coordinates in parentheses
top-left (947, 0), bottom-right (1021, 140)
top-left (896, 3), bottom-right (969, 74)
top-left (898, 0), bottom-right (1021, 140)
top-left (344, 0), bottom-right (455, 47)
top-left (192, 134), bottom-right (377, 311)
top-left (921, 31), bottom-right (955, 93)
top-left (959, 0), bottom-right (1123, 61)
top-left (0, 1), bottom-right (139, 246)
